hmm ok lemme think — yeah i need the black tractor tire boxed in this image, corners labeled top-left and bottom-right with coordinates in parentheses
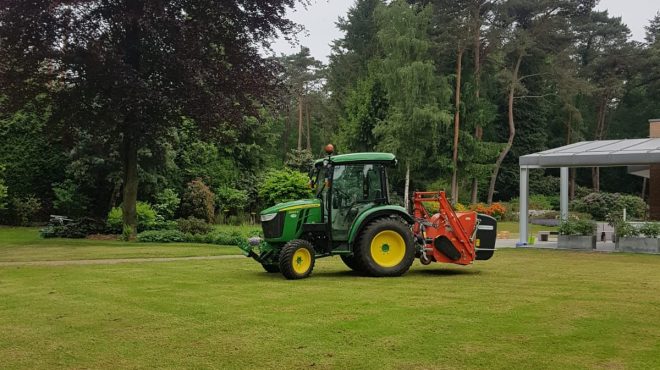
top-left (279, 239), bottom-right (316, 280)
top-left (340, 254), bottom-right (363, 272)
top-left (354, 218), bottom-right (415, 277)
top-left (261, 263), bottom-right (280, 273)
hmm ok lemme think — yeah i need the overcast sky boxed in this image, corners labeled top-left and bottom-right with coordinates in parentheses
top-left (270, 0), bottom-right (660, 64)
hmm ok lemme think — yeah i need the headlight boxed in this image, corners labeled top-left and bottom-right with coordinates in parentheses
top-left (260, 213), bottom-right (277, 222)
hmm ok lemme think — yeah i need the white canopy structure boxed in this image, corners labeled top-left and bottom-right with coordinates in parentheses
top-left (518, 138), bottom-right (660, 244)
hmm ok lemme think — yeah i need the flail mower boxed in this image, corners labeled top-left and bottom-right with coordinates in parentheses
top-left (238, 146), bottom-right (496, 279)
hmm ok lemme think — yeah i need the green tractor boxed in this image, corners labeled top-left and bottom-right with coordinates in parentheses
top-left (239, 147), bottom-right (496, 279)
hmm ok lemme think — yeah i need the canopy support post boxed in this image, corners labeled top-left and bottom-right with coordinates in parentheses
top-left (519, 166), bottom-right (529, 245)
top-left (560, 167), bottom-right (569, 223)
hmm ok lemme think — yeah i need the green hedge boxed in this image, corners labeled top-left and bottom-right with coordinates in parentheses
top-left (136, 229), bottom-right (262, 245)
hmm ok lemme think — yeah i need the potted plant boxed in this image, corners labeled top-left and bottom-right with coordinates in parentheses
top-left (616, 222), bottom-right (660, 254)
top-left (557, 219), bottom-right (597, 250)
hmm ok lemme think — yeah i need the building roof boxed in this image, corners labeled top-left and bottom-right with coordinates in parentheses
top-left (519, 138), bottom-right (660, 168)
top-left (315, 152), bottom-right (397, 166)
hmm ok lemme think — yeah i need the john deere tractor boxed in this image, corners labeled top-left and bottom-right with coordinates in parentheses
top-left (239, 147), bottom-right (496, 279)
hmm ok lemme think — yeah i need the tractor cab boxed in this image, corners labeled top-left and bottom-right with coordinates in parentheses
top-left (311, 151), bottom-right (398, 242)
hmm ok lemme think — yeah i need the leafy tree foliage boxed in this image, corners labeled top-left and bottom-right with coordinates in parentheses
top-left (0, 0), bottom-right (300, 235)
top-left (259, 169), bottom-right (313, 207)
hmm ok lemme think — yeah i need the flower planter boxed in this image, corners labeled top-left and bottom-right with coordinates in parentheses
top-left (557, 235), bottom-right (596, 250)
top-left (616, 237), bottom-right (660, 254)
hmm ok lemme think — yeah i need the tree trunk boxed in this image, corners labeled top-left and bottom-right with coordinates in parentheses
top-left (305, 97), bottom-right (311, 150)
top-left (297, 95), bottom-right (303, 150)
top-left (487, 52), bottom-right (523, 204)
top-left (470, 2), bottom-right (482, 204)
top-left (404, 163), bottom-right (410, 212)
top-left (282, 107), bottom-right (291, 162)
top-left (451, 48), bottom-right (464, 204)
top-left (121, 129), bottom-right (138, 239)
top-left (592, 97), bottom-right (607, 191)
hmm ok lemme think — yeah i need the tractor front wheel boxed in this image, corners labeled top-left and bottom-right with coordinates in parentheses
top-left (355, 218), bottom-right (414, 277)
top-left (279, 239), bottom-right (316, 280)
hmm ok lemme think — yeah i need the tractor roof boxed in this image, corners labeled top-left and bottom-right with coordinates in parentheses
top-left (315, 152), bottom-right (397, 166)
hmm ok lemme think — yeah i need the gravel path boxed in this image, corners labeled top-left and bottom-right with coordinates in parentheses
top-left (0, 254), bottom-right (245, 267)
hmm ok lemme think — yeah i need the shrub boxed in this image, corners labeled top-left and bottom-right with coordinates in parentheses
top-left (619, 195), bottom-right (647, 219)
top-left (259, 168), bottom-right (312, 208)
top-left (11, 195), bottom-right (42, 226)
top-left (40, 217), bottom-right (106, 239)
top-left (52, 180), bottom-right (90, 217)
top-left (615, 222), bottom-right (639, 238)
top-left (106, 201), bottom-right (158, 233)
top-left (639, 222), bottom-right (660, 238)
top-left (207, 230), bottom-right (244, 245)
top-left (142, 220), bottom-right (177, 231)
top-left (571, 192), bottom-right (646, 221)
top-left (180, 179), bottom-right (215, 223)
top-left (558, 219), bottom-right (596, 236)
top-left (216, 186), bottom-right (249, 214)
top-left (137, 229), bottom-right (187, 243)
top-left (0, 165), bottom-right (8, 211)
top-left (469, 202), bottom-right (506, 220)
top-left (135, 229), bottom-right (252, 245)
top-left (153, 188), bottom-right (180, 220)
top-left (453, 202), bottom-right (467, 212)
top-left (176, 217), bottom-right (213, 235)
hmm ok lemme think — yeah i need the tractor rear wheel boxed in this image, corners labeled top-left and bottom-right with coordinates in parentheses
top-left (261, 263), bottom-right (280, 273)
top-left (340, 254), bottom-right (363, 272)
top-left (354, 218), bottom-right (414, 277)
top-left (279, 239), bottom-right (316, 280)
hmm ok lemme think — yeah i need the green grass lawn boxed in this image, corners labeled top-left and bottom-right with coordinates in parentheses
top-left (498, 221), bottom-right (558, 237)
top-left (0, 227), bottom-right (241, 262)
top-left (1, 249), bottom-right (659, 369)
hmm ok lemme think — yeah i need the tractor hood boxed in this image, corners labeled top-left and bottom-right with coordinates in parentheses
top-left (260, 199), bottom-right (321, 215)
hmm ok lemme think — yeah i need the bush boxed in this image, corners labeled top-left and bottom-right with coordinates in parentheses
top-left (135, 229), bottom-right (253, 245)
top-left (0, 165), bottom-right (8, 211)
top-left (639, 222), bottom-right (660, 238)
top-left (259, 168), bottom-right (312, 207)
top-left (509, 195), bottom-right (558, 211)
top-left (153, 188), bottom-right (180, 220)
top-left (571, 192), bottom-right (647, 221)
top-left (469, 203), bottom-right (506, 220)
top-left (40, 217), bottom-right (106, 239)
top-left (176, 217), bottom-right (213, 235)
top-left (558, 219), bottom-right (596, 236)
top-left (619, 195), bottom-right (647, 219)
top-left (216, 186), bottom-right (249, 214)
top-left (142, 220), bottom-right (177, 231)
top-left (180, 179), bottom-right (215, 223)
top-left (106, 201), bottom-right (158, 233)
top-left (137, 229), bottom-right (187, 243)
top-left (615, 222), bottom-right (639, 238)
top-left (11, 195), bottom-right (42, 226)
top-left (207, 230), bottom-right (244, 245)
top-left (52, 180), bottom-right (90, 217)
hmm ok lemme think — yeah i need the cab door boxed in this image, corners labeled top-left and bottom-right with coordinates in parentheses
top-left (330, 164), bottom-right (385, 241)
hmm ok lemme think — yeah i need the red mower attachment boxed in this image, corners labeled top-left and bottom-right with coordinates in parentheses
top-left (412, 191), bottom-right (496, 266)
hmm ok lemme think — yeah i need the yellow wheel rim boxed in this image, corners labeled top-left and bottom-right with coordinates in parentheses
top-left (292, 248), bottom-right (312, 274)
top-left (370, 230), bottom-right (406, 268)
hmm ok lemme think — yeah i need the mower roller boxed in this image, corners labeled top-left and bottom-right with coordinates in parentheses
top-left (238, 146), bottom-right (496, 279)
